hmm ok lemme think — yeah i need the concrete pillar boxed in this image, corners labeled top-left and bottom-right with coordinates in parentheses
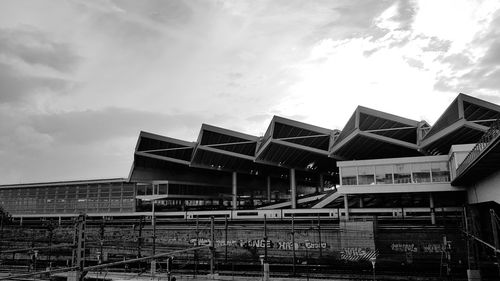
top-left (344, 194), bottom-right (349, 221)
top-left (290, 168), bottom-right (297, 209)
top-left (359, 196), bottom-right (364, 208)
top-left (232, 172), bottom-right (238, 210)
top-left (266, 176), bottom-right (271, 202)
top-left (318, 174), bottom-right (324, 193)
top-left (429, 193), bottom-right (436, 225)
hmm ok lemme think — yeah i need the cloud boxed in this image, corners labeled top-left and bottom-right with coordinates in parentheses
top-left (0, 62), bottom-right (70, 103)
top-left (0, 26), bottom-right (80, 72)
top-left (433, 8), bottom-right (500, 94)
top-left (375, 0), bottom-right (419, 31)
top-left (110, 0), bottom-right (194, 26)
top-left (29, 107), bottom-right (233, 145)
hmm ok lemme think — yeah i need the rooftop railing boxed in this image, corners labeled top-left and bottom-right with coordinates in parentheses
top-left (456, 118), bottom-right (500, 177)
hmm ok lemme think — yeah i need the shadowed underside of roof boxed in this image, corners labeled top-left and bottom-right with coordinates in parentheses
top-left (331, 106), bottom-right (422, 160)
top-left (129, 93), bottom-right (500, 181)
top-left (421, 93), bottom-right (500, 155)
top-left (256, 116), bottom-right (337, 172)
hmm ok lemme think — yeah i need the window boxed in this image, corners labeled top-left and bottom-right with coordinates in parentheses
top-left (341, 167), bottom-right (357, 185)
top-left (431, 162), bottom-right (450, 182)
top-left (358, 166), bottom-right (375, 185)
top-left (394, 164), bottom-right (411, 183)
top-left (376, 165), bottom-right (393, 184)
top-left (412, 163), bottom-right (431, 183)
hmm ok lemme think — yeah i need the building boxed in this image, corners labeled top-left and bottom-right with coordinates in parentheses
top-left (2, 93), bottom-right (499, 220)
top-left (1, 93), bottom-right (500, 278)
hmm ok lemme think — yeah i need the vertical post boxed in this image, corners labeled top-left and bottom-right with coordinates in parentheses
top-left (225, 216), bottom-right (228, 263)
top-left (317, 213), bottom-right (322, 257)
top-left (463, 206), bottom-right (472, 270)
top-left (210, 216), bottom-right (215, 275)
top-left (267, 176), bottom-right (272, 203)
top-left (359, 196), bottom-right (364, 208)
top-left (430, 193), bottom-right (436, 225)
top-left (291, 214), bottom-right (296, 276)
top-left (99, 222), bottom-right (104, 265)
top-left (151, 200), bottom-right (156, 277)
top-left (264, 214), bottom-right (268, 262)
top-left (194, 216), bottom-right (199, 277)
top-left (318, 174), bottom-right (324, 193)
top-left (137, 217), bottom-right (143, 258)
top-left (344, 195), bottom-right (349, 221)
top-left (72, 215), bottom-right (86, 281)
top-left (232, 172), bottom-right (238, 210)
top-left (490, 209), bottom-right (500, 277)
top-left (290, 168), bottom-right (297, 209)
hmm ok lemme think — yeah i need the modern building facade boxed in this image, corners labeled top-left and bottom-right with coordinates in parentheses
top-left (0, 93), bottom-right (499, 220)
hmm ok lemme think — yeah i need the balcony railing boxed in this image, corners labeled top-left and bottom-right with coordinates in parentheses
top-left (456, 118), bottom-right (500, 177)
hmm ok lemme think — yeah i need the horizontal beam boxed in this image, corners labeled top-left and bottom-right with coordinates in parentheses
top-left (337, 183), bottom-right (465, 194)
top-left (135, 151), bottom-right (191, 166)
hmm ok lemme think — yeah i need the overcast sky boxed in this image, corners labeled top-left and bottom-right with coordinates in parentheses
top-left (1, 0), bottom-right (500, 184)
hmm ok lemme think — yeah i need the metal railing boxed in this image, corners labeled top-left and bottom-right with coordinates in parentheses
top-left (456, 118), bottom-right (500, 177)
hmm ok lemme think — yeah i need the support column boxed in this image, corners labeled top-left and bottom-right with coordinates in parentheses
top-left (290, 168), bottom-right (297, 209)
top-left (359, 196), bottom-right (364, 208)
top-left (232, 172), bottom-right (237, 210)
top-left (266, 176), bottom-right (271, 203)
top-left (318, 174), bottom-right (324, 193)
top-left (344, 195), bottom-right (349, 221)
top-left (429, 193), bottom-right (436, 225)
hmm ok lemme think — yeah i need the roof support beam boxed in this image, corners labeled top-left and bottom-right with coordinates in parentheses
top-left (204, 140), bottom-right (257, 148)
top-left (139, 147), bottom-right (193, 153)
top-left (358, 131), bottom-right (418, 150)
top-left (196, 145), bottom-right (255, 161)
top-left (277, 134), bottom-right (330, 141)
top-left (135, 152), bottom-right (191, 166)
top-left (363, 126), bottom-right (416, 133)
top-left (330, 129), bottom-right (359, 153)
top-left (272, 139), bottom-right (329, 156)
top-left (421, 119), bottom-right (467, 148)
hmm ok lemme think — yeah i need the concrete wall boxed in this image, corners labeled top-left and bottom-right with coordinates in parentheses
top-left (467, 169), bottom-right (500, 204)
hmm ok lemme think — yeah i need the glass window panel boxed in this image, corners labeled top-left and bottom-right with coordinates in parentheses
top-left (358, 166), bottom-right (375, 185)
top-left (158, 184), bottom-right (168, 195)
top-left (431, 162), bottom-right (450, 182)
top-left (376, 165), bottom-right (393, 184)
top-left (394, 164), bottom-right (411, 184)
top-left (341, 167), bottom-right (357, 185)
top-left (412, 163), bottom-right (431, 183)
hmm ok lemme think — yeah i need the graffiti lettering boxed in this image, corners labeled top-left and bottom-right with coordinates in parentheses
top-left (422, 244), bottom-right (442, 253)
top-left (305, 241), bottom-right (327, 249)
top-left (391, 243), bottom-right (417, 252)
top-left (277, 241), bottom-right (298, 250)
top-left (240, 239), bottom-right (273, 248)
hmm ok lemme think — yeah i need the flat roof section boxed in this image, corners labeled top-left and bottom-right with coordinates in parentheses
top-left (0, 178), bottom-right (127, 189)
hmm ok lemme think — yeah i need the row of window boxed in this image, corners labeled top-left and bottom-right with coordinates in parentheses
top-left (0, 183), bottom-right (136, 214)
top-left (341, 162), bottom-right (450, 186)
top-left (137, 183), bottom-right (230, 196)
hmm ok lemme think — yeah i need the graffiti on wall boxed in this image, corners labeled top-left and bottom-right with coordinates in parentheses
top-left (340, 247), bottom-right (378, 262)
top-left (390, 243), bottom-right (442, 254)
top-left (189, 238), bottom-right (327, 251)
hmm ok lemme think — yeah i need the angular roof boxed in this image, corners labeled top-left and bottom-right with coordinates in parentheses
top-left (330, 106), bottom-right (423, 160)
top-left (134, 131), bottom-right (195, 166)
top-left (255, 116), bottom-right (338, 171)
top-left (191, 124), bottom-right (261, 173)
top-left (421, 93), bottom-right (500, 155)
